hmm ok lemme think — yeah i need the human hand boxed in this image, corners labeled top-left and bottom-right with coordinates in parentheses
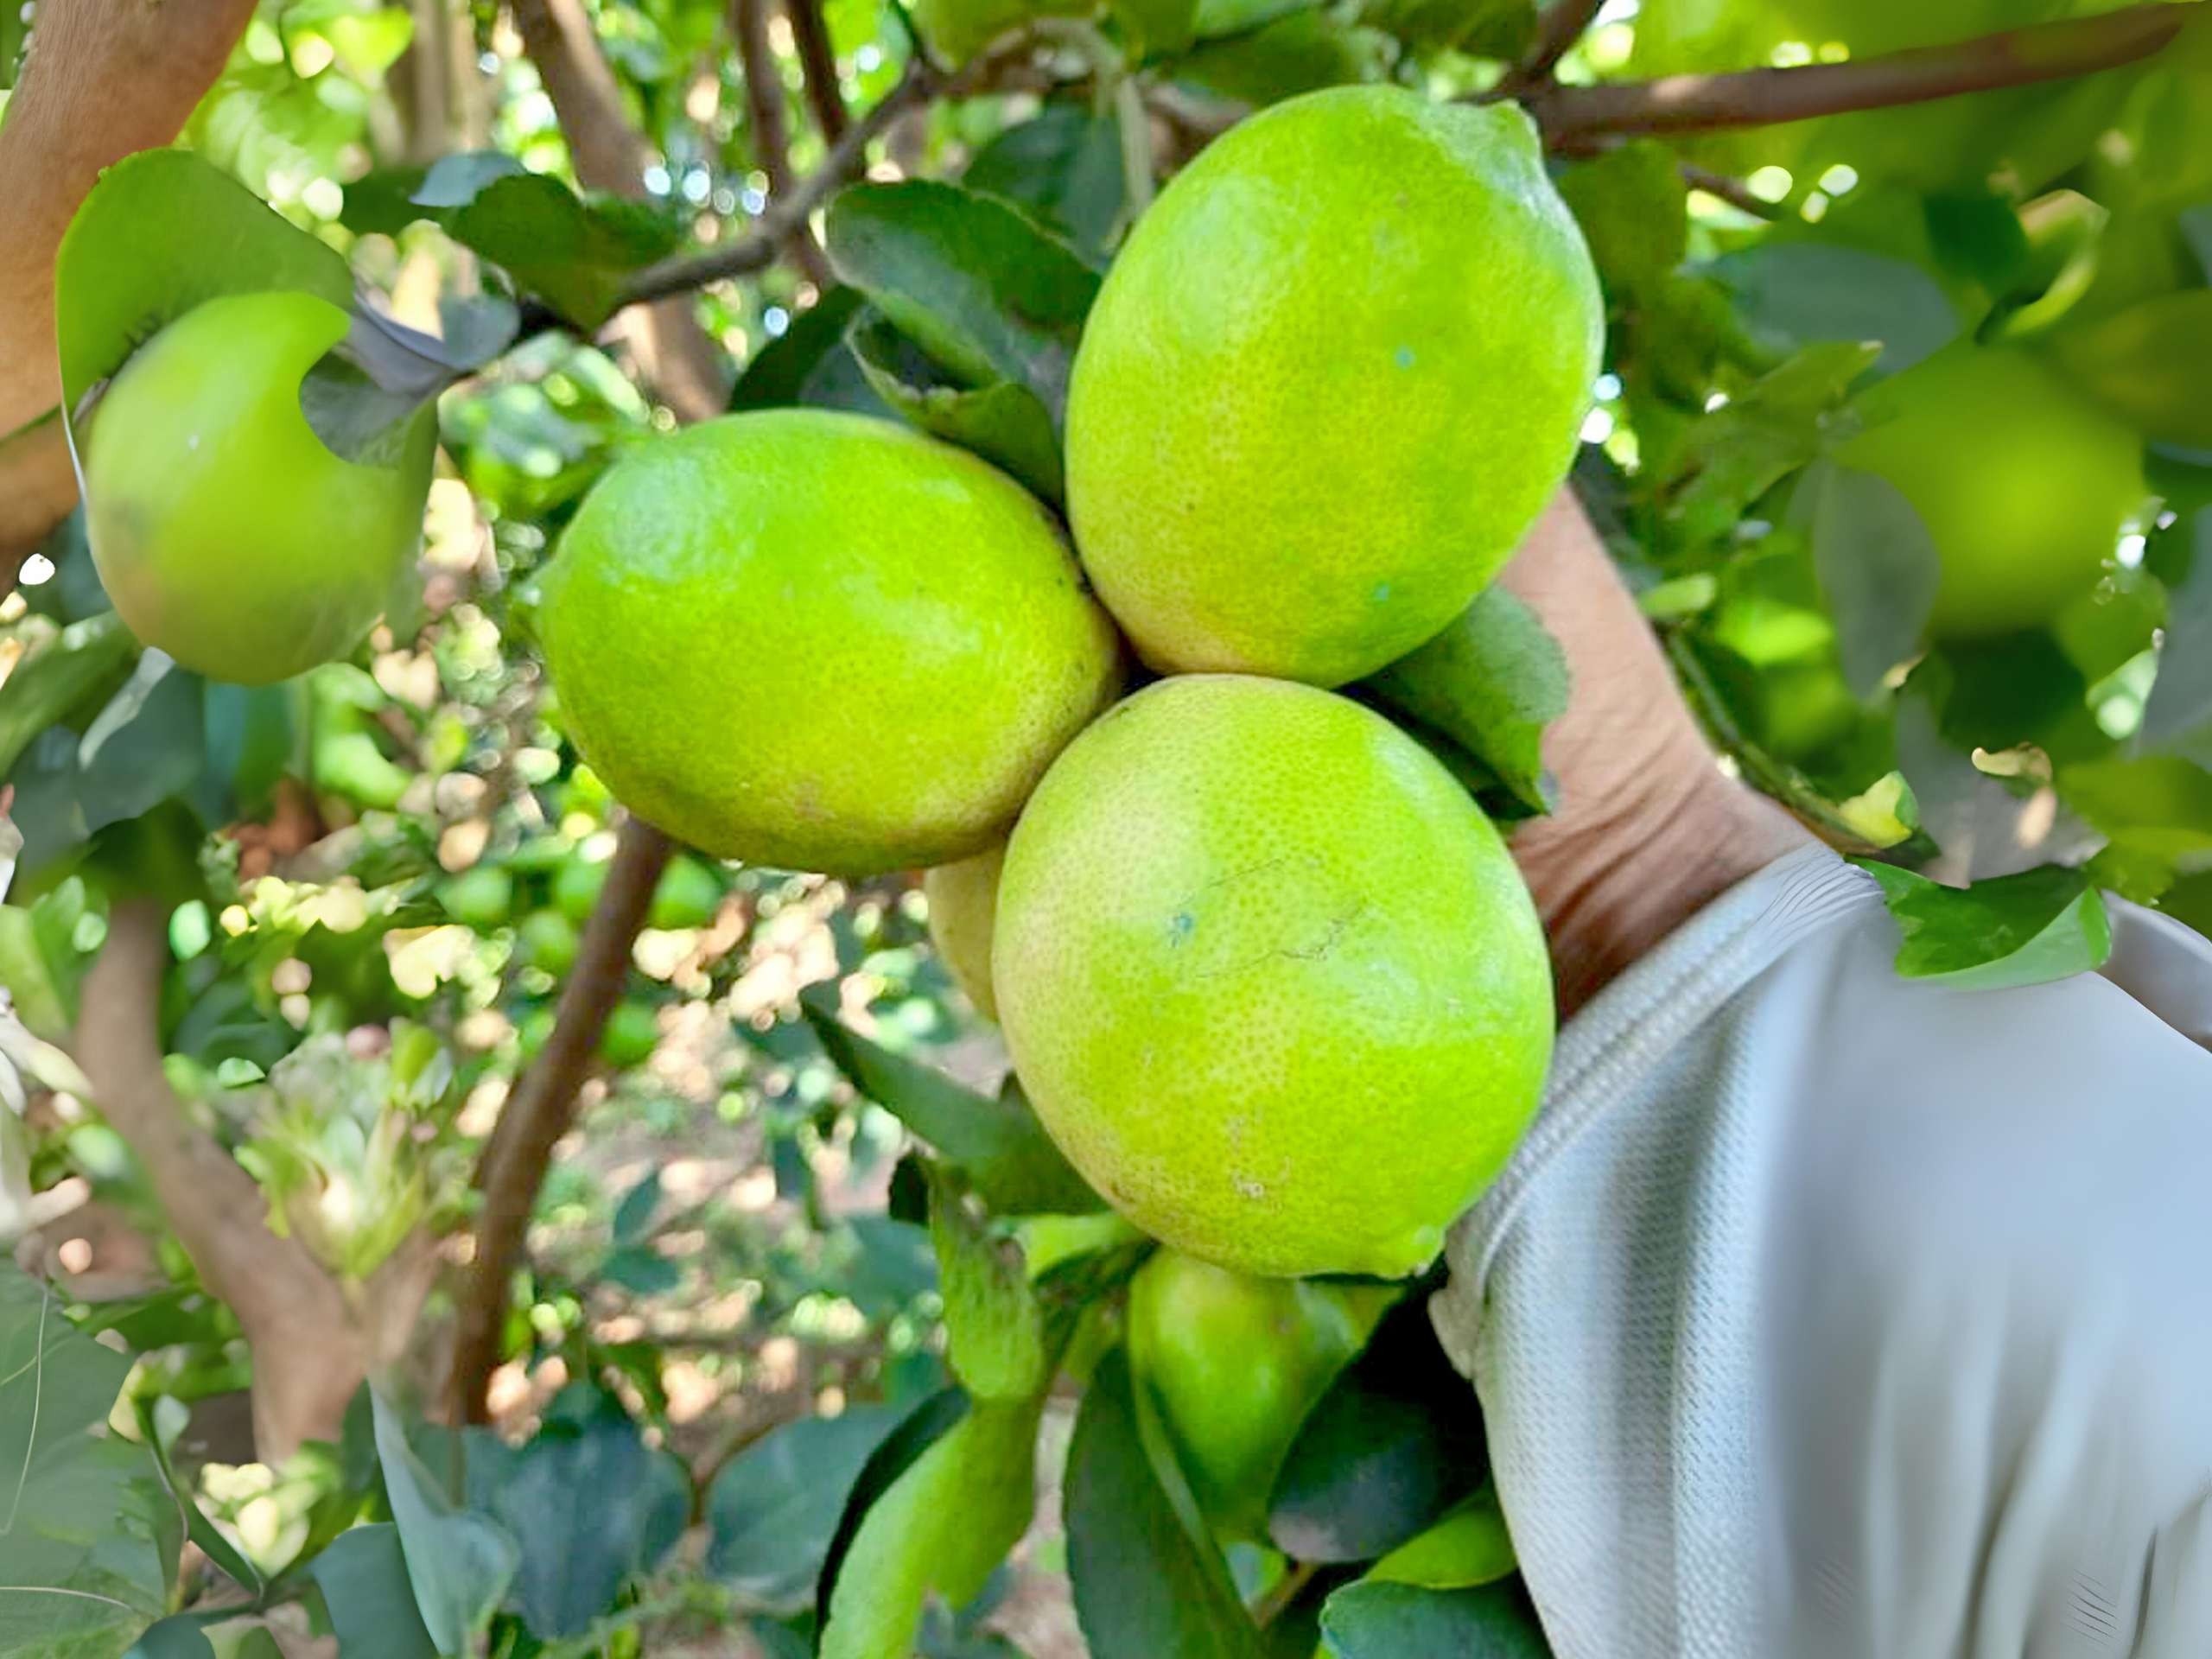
top-left (1498, 491), bottom-right (1812, 1018)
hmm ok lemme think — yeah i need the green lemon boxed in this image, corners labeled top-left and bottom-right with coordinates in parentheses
top-left (599, 1000), bottom-right (662, 1068)
top-left (1128, 1249), bottom-right (1395, 1538)
top-left (1065, 87), bottom-right (1600, 688)
top-left (514, 908), bottom-right (582, 977)
top-left (1836, 342), bottom-right (2145, 639)
top-left (536, 410), bottom-right (1122, 874)
top-left (553, 851), bottom-right (607, 925)
top-left (650, 854), bottom-right (727, 931)
top-left (995, 676), bottom-right (1554, 1279)
top-left (924, 843), bottom-right (1005, 1020)
top-left (435, 864), bottom-right (515, 930)
top-left (81, 289), bottom-right (434, 685)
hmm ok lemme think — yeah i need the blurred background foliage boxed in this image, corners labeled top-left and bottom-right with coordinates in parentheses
top-left (1, 0), bottom-right (2209, 1653)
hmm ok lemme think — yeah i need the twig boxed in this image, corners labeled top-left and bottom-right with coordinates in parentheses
top-left (616, 55), bottom-right (937, 306)
top-left (1525, 1), bottom-right (2199, 142)
top-left (1251, 1558), bottom-right (1321, 1628)
top-left (616, 36), bottom-right (1043, 308)
top-left (786, 0), bottom-right (849, 143)
top-left (1496, 0), bottom-right (1606, 97)
top-left (450, 816), bottom-right (675, 1422)
top-left (510, 0), bottom-right (728, 416)
top-left (1677, 159), bottom-right (1781, 219)
top-left (732, 0), bottom-right (837, 286)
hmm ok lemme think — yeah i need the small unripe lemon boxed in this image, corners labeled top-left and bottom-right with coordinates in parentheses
top-left (1127, 1249), bottom-right (1394, 1538)
top-left (1837, 343), bottom-right (2145, 639)
top-left (995, 676), bottom-right (1553, 1279)
top-left (81, 289), bottom-right (433, 685)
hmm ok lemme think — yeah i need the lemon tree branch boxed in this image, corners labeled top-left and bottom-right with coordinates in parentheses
top-left (788, 0), bottom-right (851, 143)
top-left (1524, 1), bottom-right (2201, 142)
top-left (449, 816), bottom-right (674, 1423)
top-left (733, 0), bottom-right (839, 286)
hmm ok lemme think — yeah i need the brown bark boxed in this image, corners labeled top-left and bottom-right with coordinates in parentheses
top-left (732, 0), bottom-right (837, 285)
top-left (786, 0), bottom-right (849, 144)
top-left (0, 0), bottom-right (261, 585)
top-left (508, 0), bottom-right (728, 418)
top-left (448, 817), bottom-right (673, 1421)
top-left (75, 904), bottom-right (436, 1459)
top-left (1525, 1), bottom-right (2200, 142)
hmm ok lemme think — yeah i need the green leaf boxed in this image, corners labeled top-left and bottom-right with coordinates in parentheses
top-left (1352, 0), bottom-right (1529, 54)
top-left (848, 315), bottom-right (1066, 501)
top-left (369, 1391), bottom-right (519, 1653)
top-left (1364, 1484), bottom-right (1516, 1589)
top-left (925, 1163), bottom-right (1052, 1401)
top-left (0, 614), bottom-right (136, 780)
top-left (1169, 10), bottom-right (1393, 103)
top-left (2047, 289), bottom-right (2212, 448)
top-left (729, 289), bottom-right (886, 415)
top-left (612, 1169), bottom-right (663, 1246)
top-left (817, 1392), bottom-right (1042, 1659)
top-left (124, 1618), bottom-right (214, 1659)
top-left (462, 1395), bottom-right (690, 1641)
top-left (1710, 242), bottom-right (1960, 380)
top-left (801, 988), bottom-right (1101, 1214)
top-left (1268, 1298), bottom-right (1486, 1564)
top-left (1857, 862), bottom-right (2113, 991)
top-left (308, 1526), bottom-right (440, 1659)
top-left (964, 108), bottom-right (1126, 262)
top-left (1656, 340), bottom-right (1879, 554)
top-left (1360, 587), bottom-right (1569, 815)
top-left (1064, 1351), bottom-right (1265, 1659)
top-left (410, 156), bottom-right (682, 330)
top-left (824, 182), bottom-right (1101, 423)
top-left (2143, 511), bottom-right (2212, 752)
top-left (75, 657), bottom-right (205, 841)
top-left (1319, 1580), bottom-right (1550, 1659)
top-left (2059, 753), bottom-right (2212, 864)
top-left (1795, 460), bottom-right (1942, 700)
top-left (0, 1263), bottom-right (175, 1656)
top-left (705, 1406), bottom-right (906, 1614)
top-left (54, 149), bottom-right (352, 418)
top-left (1556, 142), bottom-right (1688, 298)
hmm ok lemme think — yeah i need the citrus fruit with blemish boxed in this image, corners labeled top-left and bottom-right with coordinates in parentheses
top-left (995, 675), bottom-right (1553, 1279)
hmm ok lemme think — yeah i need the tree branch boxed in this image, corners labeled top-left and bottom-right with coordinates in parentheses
top-left (75, 901), bottom-right (372, 1459)
top-left (616, 37), bottom-right (1044, 308)
top-left (0, 0), bottom-right (261, 594)
top-left (1524, 1), bottom-right (2201, 143)
top-left (449, 816), bottom-right (674, 1422)
top-left (1497, 0), bottom-right (1605, 96)
top-left (732, 0), bottom-right (838, 287)
top-left (1677, 160), bottom-right (1782, 219)
top-left (509, 0), bottom-right (728, 418)
top-left (787, 0), bottom-right (849, 144)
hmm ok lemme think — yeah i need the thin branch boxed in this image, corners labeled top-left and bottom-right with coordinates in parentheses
top-left (617, 36), bottom-right (1040, 308)
top-left (1497, 0), bottom-right (1606, 97)
top-left (786, 0), bottom-right (849, 144)
top-left (1677, 160), bottom-right (1781, 219)
top-left (510, 0), bottom-right (728, 417)
top-left (1524, 1), bottom-right (2200, 142)
top-left (76, 902), bottom-right (372, 1459)
top-left (733, 0), bottom-right (837, 286)
top-left (450, 816), bottom-right (674, 1423)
